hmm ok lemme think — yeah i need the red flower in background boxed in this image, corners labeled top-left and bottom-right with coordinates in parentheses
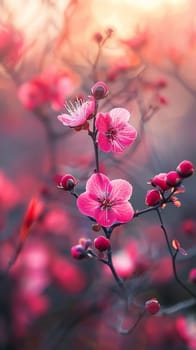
top-left (18, 78), bottom-right (49, 110)
top-left (0, 21), bottom-right (23, 66)
top-left (18, 67), bottom-right (79, 110)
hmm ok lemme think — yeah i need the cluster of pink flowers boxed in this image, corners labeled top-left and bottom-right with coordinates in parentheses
top-left (57, 81), bottom-right (137, 228)
top-left (57, 81), bottom-right (137, 152)
top-left (18, 67), bottom-right (78, 110)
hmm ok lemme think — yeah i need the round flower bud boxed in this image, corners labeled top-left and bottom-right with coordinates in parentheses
top-left (145, 189), bottom-right (162, 206)
top-left (145, 298), bottom-right (160, 315)
top-left (166, 171), bottom-right (182, 187)
top-left (176, 160), bottom-right (194, 178)
top-left (91, 81), bottom-right (109, 100)
top-left (93, 32), bottom-right (103, 43)
top-left (60, 174), bottom-right (77, 191)
top-left (71, 244), bottom-right (86, 259)
top-left (94, 236), bottom-right (110, 252)
top-left (151, 173), bottom-right (170, 191)
top-left (189, 268), bottom-right (196, 283)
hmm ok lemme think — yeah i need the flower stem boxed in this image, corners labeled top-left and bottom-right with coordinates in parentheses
top-left (156, 208), bottom-right (196, 298)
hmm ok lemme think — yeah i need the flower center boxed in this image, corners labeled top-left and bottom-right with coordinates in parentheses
top-left (98, 197), bottom-right (114, 210)
top-left (105, 128), bottom-right (117, 140)
top-left (65, 98), bottom-right (83, 115)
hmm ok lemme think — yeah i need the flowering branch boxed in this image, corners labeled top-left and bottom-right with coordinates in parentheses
top-left (156, 208), bottom-right (196, 298)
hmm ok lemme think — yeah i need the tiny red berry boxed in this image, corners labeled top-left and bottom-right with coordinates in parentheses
top-left (94, 236), bottom-right (110, 252)
top-left (166, 171), bottom-right (182, 187)
top-left (189, 268), bottom-right (196, 283)
top-left (176, 160), bottom-right (194, 178)
top-left (145, 189), bottom-right (162, 206)
top-left (145, 298), bottom-right (160, 315)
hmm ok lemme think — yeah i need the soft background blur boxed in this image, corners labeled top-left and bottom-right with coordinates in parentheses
top-left (0, 0), bottom-right (196, 349)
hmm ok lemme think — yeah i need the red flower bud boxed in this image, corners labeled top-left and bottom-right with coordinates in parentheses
top-left (189, 268), bottom-right (196, 283)
top-left (94, 236), bottom-right (110, 251)
top-left (145, 298), bottom-right (160, 315)
top-left (151, 173), bottom-right (170, 191)
top-left (145, 189), bottom-right (162, 206)
top-left (176, 160), bottom-right (194, 178)
top-left (91, 81), bottom-right (109, 100)
top-left (71, 245), bottom-right (86, 259)
top-left (59, 174), bottom-right (78, 190)
top-left (93, 32), bottom-right (103, 43)
top-left (166, 171), bottom-right (182, 187)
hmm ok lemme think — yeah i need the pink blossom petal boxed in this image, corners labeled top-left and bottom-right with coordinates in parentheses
top-left (111, 125), bottom-right (137, 152)
top-left (86, 173), bottom-right (112, 199)
top-left (77, 193), bottom-right (99, 218)
top-left (57, 112), bottom-right (86, 127)
top-left (96, 113), bottom-right (111, 132)
top-left (110, 108), bottom-right (130, 123)
top-left (110, 179), bottom-right (132, 201)
top-left (112, 201), bottom-right (134, 223)
top-left (97, 133), bottom-right (113, 152)
top-left (94, 207), bottom-right (117, 227)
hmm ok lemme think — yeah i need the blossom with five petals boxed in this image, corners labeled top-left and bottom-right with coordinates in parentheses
top-left (77, 173), bottom-right (134, 227)
top-left (95, 108), bottom-right (137, 153)
top-left (57, 96), bottom-right (95, 127)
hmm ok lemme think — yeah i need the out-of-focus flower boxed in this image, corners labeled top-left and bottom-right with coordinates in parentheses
top-left (96, 108), bottom-right (137, 153)
top-left (77, 173), bottom-right (134, 227)
top-left (18, 67), bottom-right (79, 111)
top-left (182, 219), bottom-right (196, 236)
top-left (189, 268), bottom-right (196, 283)
top-left (41, 67), bottom-right (79, 111)
top-left (51, 255), bottom-right (86, 292)
top-left (0, 21), bottom-right (23, 66)
top-left (41, 208), bottom-right (70, 236)
top-left (0, 171), bottom-right (20, 210)
top-left (58, 96), bottom-right (95, 128)
top-left (121, 30), bottom-right (148, 51)
top-left (176, 316), bottom-right (196, 350)
top-left (18, 78), bottom-right (49, 110)
top-left (20, 197), bottom-right (43, 242)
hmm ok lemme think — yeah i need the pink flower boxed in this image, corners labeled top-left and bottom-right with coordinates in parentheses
top-left (0, 21), bottom-right (23, 66)
top-left (77, 173), bottom-right (134, 227)
top-left (18, 78), bottom-right (49, 110)
top-left (96, 108), bottom-right (137, 153)
top-left (57, 96), bottom-right (95, 127)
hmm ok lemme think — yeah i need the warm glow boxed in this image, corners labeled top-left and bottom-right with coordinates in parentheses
top-left (122, 0), bottom-right (186, 10)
